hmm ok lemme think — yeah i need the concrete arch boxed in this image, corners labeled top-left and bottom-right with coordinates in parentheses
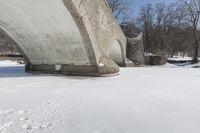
top-left (109, 39), bottom-right (126, 66)
top-left (0, 0), bottom-right (127, 76)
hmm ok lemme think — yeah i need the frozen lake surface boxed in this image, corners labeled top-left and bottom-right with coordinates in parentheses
top-left (0, 60), bottom-right (200, 133)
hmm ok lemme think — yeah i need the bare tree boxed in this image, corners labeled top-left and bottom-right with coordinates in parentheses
top-left (134, 0), bottom-right (200, 58)
top-left (137, 4), bottom-right (155, 52)
top-left (183, 0), bottom-right (200, 63)
top-left (155, 3), bottom-right (167, 28)
top-left (175, 2), bottom-right (188, 30)
top-left (107, 0), bottom-right (131, 23)
top-left (120, 20), bottom-right (141, 38)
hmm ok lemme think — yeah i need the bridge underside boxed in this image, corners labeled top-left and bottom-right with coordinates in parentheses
top-left (0, 0), bottom-right (127, 76)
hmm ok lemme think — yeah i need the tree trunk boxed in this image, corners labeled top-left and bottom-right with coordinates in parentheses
top-left (192, 41), bottom-right (199, 64)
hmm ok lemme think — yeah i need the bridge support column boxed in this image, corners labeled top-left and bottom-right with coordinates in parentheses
top-left (25, 57), bottom-right (119, 76)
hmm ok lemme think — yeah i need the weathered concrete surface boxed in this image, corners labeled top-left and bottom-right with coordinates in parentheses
top-left (127, 33), bottom-right (145, 66)
top-left (0, 0), bottom-right (126, 76)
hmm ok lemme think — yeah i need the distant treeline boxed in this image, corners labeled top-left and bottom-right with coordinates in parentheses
top-left (0, 30), bottom-right (19, 56)
top-left (108, 0), bottom-right (200, 63)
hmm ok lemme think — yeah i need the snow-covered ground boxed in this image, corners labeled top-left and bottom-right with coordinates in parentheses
top-left (168, 56), bottom-right (193, 61)
top-left (0, 60), bottom-right (200, 133)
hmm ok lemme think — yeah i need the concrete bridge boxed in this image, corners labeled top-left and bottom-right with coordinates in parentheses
top-left (0, 0), bottom-right (127, 76)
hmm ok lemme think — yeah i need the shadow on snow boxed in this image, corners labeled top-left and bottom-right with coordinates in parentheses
top-left (0, 65), bottom-right (99, 80)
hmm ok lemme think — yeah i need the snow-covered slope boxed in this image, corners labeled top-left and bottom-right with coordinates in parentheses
top-left (0, 61), bottom-right (200, 133)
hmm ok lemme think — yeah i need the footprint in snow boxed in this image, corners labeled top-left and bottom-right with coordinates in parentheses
top-left (21, 124), bottom-right (33, 130)
top-left (0, 122), bottom-right (14, 132)
top-left (19, 117), bottom-right (29, 121)
top-left (21, 122), bottom-right (53, 131)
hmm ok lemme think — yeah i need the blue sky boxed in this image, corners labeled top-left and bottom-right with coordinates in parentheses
top-left (128, 0), bottom-right (177, 17)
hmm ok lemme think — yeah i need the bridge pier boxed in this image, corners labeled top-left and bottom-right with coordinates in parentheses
top-left (25, 57), bottom-right (119, 77)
